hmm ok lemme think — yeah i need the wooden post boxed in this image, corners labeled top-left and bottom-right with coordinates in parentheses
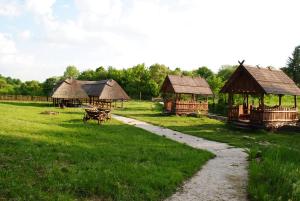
top-left (260, 94), bottom-right (264, 106)
top-left (228, 93), bottom-right (233, 107)
top-left (279, 94), bottom-right (282, 106)
top-left (121, 99), bottom-right (124, 108)
top-left (295, 95), bottom-right (297, 108)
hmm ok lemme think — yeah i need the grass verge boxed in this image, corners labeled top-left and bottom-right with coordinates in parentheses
top-left (0, 102), bottom-right (213, 201)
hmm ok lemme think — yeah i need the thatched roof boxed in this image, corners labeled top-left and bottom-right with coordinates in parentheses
top-left (220, 63), bottom-right (300, 95)
top-left (160, 75), bottom-right (213, 95)
top-left (52, 79), bottom-right (130, 100)
top-left (51, 79), bottom-right (89, 99)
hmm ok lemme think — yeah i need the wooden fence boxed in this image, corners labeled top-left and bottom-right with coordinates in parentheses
top-left (0, 95), bottom-right (52, 102)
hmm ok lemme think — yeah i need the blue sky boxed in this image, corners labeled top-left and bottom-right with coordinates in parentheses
top-left (0, 0), bottom-right (300, 81)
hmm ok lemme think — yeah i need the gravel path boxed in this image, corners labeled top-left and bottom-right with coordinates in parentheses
top-left (113, 114), bottom-right (248, 201)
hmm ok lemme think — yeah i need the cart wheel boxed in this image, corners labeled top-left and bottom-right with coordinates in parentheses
top-left (83, 115), bottom-right (87, 123)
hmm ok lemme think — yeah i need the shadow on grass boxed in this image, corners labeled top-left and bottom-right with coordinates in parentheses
top-left (0, 101), bottom-right (52, 108)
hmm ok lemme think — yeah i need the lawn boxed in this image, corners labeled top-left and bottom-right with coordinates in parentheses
top-left (0, 102), bottom-right (213, 201)
top-left (114, 101), bottom-right (300, 201)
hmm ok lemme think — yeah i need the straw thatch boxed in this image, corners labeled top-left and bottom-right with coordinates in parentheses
top-left (160, 75), bottom-right (213, 95)
top-left (52, 79), bottom-right (130, 100)
top-left (220, 64), bottom-right (300, 95)
top-left (79, 79), bottom-right (130, 100)
top-left (51, 79), bottom-right (89, 99)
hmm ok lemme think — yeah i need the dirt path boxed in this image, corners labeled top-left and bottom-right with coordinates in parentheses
top-left (113, 115), bottom-right (248, 201)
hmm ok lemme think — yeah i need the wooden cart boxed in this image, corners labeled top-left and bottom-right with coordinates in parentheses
top-left (83, 109), bottom-right (110, 125)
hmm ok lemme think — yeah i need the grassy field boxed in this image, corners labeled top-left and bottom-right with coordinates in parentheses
top-left (0, 102), bottom-right (213, 201)
top-left (114, 101), bottom-right (300, 201)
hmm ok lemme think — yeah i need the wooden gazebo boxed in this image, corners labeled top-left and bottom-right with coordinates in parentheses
top-left (52, 79), bottom-right (130, 107)
top-left (160, 75), bottom-right (213, 115)
top-left (220, 61), bottom-right (300, 129)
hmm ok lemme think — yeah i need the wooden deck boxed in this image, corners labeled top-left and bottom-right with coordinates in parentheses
top-left (164, 100), bottom-right (208, 115)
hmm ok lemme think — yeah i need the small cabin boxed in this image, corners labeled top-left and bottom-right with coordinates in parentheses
top-left (220, 61), bottom-right (300, 129)
top-left (160, 75), bottom-right (213, 115)
top-left (51, 79), bottom-right (130, 107)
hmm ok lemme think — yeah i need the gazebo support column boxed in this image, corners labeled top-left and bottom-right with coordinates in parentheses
top-left (295, 95), bottom-right (297, 108)
top-left (260, 94), bottom-right (264, 106)
top-left (279, 94), bottom-right (282, 106)
top-left (246, 94), bottom-right (249, 114)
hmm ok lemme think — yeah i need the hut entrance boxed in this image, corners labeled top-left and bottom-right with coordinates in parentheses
top-left (221, 61), bottom-right (300, 129)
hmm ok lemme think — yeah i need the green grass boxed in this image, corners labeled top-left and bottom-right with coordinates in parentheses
top-left (114, 101), bottom-right (300, 201)
top-left (0, 102), bottom-right (213, 201)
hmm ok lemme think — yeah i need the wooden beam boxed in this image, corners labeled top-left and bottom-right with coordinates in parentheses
top-left (279, 94), bottom-right (282, 106)
top-left (295, 95), bottom-right (297, 108)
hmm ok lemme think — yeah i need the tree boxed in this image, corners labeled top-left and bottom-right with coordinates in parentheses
top-left (195, 66), bottom-right (214, 79)
top-left (217, 65), bottom-right (237, 82)
top-left (78, 69), bottom-right (96, 80)
top-left (0, 78), bottom-right (7, 89)
top-left (281, 45), bottom-right (300, 85)
top-left (95, 66), bottom-right (107, 80)
top-left (20, 81), bottom-right (43, 96)
top-left (171, 67), bottom-right (182, 75)
top-left (63, 65), bottom-right (80, 79)
top-left (42, 77), bottom-right (60, 96)
top-left (149, 63), bottom-right (170, 87)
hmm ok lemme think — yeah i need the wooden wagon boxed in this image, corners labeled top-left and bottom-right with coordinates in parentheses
top-left (83, 108), bottom-right (111, 125)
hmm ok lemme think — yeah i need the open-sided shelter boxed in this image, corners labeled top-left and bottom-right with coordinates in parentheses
top-left (160, 75), bottom-right (213, 115)
top-left (52, 79), bottom-right (130, 107)
top-left (220, 60), bottom-right (300, 128)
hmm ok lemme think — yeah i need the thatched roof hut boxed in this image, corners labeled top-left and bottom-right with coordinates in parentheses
top-left (51, 79), bottom-right (129, 106)
top-left (160, 75), bottom-right (213, 96)
top-left (220, 64), bottom-right (300, 95)
top-left (220, 61), bottom-right (300, 129)
top-left (51, 79), bottom-right (89, 99)
top-left (160, 75), bottom-right (213, 115)
top-left (78, 79), bottom-right (130, 100)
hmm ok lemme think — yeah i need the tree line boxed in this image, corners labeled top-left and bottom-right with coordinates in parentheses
top-left (0, 46), bottom-right (299, 99)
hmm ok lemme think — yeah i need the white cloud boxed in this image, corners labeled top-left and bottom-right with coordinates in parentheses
top-left (0, 33), bottom-right (35, 80)
top-left (19, 30), bottom-right (31, 40)
top-left (25, 0), bottom-right (55, 17)
top-left (2, 0), bottom-right (300, 81)
top-left (0, 33), bottom-right (17, 54)
top-left (0, 1), bottom-right (20, 16)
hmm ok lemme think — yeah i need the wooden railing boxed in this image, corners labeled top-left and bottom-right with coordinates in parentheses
top-left (228, 106), bottom-right (240, 121)
top-left (174, 101), bottom-right (208, 114)
top-left (164, 100), bottom-right (173, 112)
top-left (163, 100), bottom-right (208, 114)
top-left (228, 105), bottom-right (299, 124)
top-left (0, 95), bottom-right (52, 102)
top-left (251, 106), bottom-right (298, 123)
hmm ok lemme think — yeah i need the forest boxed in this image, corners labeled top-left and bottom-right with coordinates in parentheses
top-left (0, 46), bottom-right (299, 100)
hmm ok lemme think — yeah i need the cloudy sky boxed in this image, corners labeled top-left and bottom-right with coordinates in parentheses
top-left (0, 0), bottom-right (299, 81)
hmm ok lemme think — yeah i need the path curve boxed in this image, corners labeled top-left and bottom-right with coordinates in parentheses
top-left (113, 115), bottom-right (248, 201)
